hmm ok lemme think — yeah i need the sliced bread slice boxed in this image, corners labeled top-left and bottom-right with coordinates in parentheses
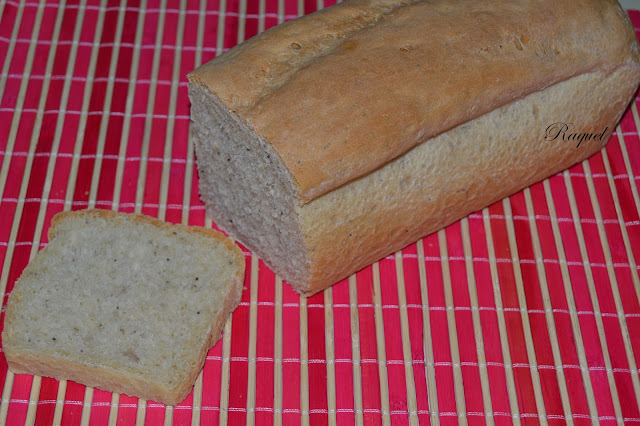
top-left (2, 209), bottom-right (245, 406)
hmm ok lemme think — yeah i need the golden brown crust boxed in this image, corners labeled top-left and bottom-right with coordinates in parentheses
top-left (295, 65), bottom-right (640, 296)
top-left (50, 209), bottom-right (244, 264)
top-left (188, 0), bottom-right (640, 202)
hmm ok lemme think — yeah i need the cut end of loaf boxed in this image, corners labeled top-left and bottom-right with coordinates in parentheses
top-left (2, 209), bottom-right (245, 406)
top-left (188, 82), bottom-right (313, 293)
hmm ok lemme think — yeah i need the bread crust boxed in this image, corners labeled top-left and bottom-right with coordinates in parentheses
top-left (189, 0), bottom-right (640, 202)
top-left (49, 209), bottom-right (244, 259)
top-left (296, 66), bottom-right (640, 295)
top-left (3, 209), bottom-right (245, 406)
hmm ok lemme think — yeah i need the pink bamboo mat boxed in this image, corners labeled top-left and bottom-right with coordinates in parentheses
top-left (1, 0), bottom-right (640, 424)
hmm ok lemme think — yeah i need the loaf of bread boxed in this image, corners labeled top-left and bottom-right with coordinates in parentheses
top-left (188, 0), bottom-right (640, 296)
top-left (2, 210), bottom-right (245, 406)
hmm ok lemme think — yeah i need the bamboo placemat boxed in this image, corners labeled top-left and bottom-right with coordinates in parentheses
top-left (1, 0), bottom-right (640, 424)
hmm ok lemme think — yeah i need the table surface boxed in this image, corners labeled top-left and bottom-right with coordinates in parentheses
top-left (1, 1), bottom-right (640, 425)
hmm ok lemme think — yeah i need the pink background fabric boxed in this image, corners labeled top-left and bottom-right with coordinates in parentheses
top-left (1, 0), bottom-right (640, 424)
